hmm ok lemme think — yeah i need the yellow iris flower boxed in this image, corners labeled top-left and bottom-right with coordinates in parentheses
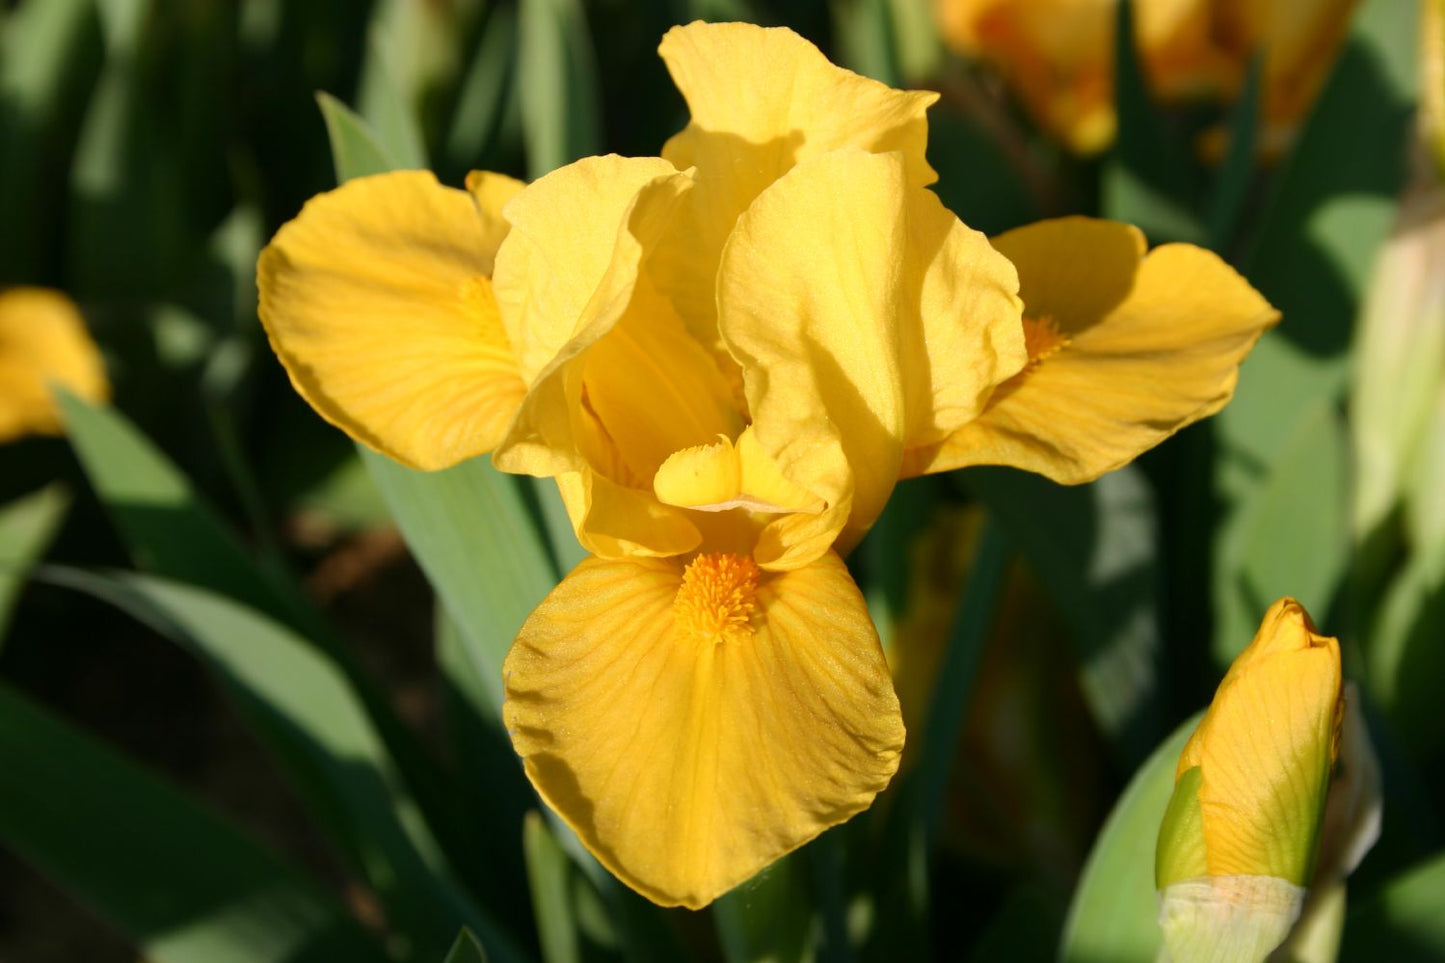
top-left (257, 21), bottom-right (1277, 908)
top-left (1155, 598), bottom-right (1344, 962)
top-left (937, 0), bottom-right (1358, 155)
top-left (0, 288), bottom-right (110, 443)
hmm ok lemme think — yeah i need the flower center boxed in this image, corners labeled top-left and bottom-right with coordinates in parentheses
top-left (1021, 315), bottom-right (1070, 365)
top-left (674, 553), bottom-right (760, 643)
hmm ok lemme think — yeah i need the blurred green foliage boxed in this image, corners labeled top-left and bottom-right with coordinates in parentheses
top-left (0, 0), bottom-right (1443, 960)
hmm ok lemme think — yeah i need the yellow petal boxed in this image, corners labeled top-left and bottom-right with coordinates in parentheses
top-left (718, 149), bottom-right (915, 567)
top-left (555, 469), bottom-right (702, 560)
top-left (653, 436), bottom-right (739, 508)
top-left (653, 427), bottom-right (825, 514)
top-left (503, 550), bottom-right (904, 908)
top-left (492, 156), bottom-right (739, 492)
top-left (579, 275), bottom-right (742, 482)
top-left (655, 21), bottom-right (939, 343)
top-left (1178, 600), bottom-right (1334, 776)
top-left (906, 217), bottom-right (1279, 484)
top-left (735, 426), bottom-right (825, 514)
top-left (0, 288), bottom-right (109, 442)
top-left (713, 156), bottom-right (1023, 558)
top-left (901, 185), bottom-right (1027, 447)
top-left (492, 155), bottom-right (684, 385)
top-left (257, 171), bottom-right (525, 471)
top-left (1190, 599), bottom-right (1343, 883)
top-left (465, 169), bottom-right (525, 229)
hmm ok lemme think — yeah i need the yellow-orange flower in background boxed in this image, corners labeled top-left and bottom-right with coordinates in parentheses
top-left (256, 20), bottom-right (1278, 909)
top-left (0, 288), bottom-right (109, 443)
top-left (936, 0), bottom-right (1358, 155)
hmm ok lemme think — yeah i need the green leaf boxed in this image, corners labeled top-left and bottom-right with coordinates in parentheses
top-left (1403, 386), bottom-right (1445, 555)
top-left (445, 928), bottom-right (491, 963)
top-left (830, 0), bottom-right (900, 86)
top-left (442, 2), bottom-right (518, 178)
top-left (965, 466), bottom-right (1166, 766)
top-left (0, 0), bottom-right (97, 123)
top-left (44, 567), bottom-right (524, 963)
top-left (1365, 546), bottom-right (1445, 755)
top-left (355, 34), bottom-right (428, 169)
top-left (356, 0), bottom-right (479, 172)
top-left (914, 519), bottom-right (1010, 848)
top-left (1214, 0), bottom-right (1418, 571)
top-left (363, 450), bottom-right (557, 720)
top-left (524, 812), bottom-right (586, 963)
top-left (968, 885), bottom-right (1068, 963)
top-left (863, 517), bottom-right (1013, 958)
top-left (714, 851), bottom-right (817, 963)
top-left (885, 0), bottom-right (941, 82)
top-left (1205, 56), bottom-right (1262, 251)
top-left (1341, 850), bottom-right (1445, 960)
top-left (517, 0), bottom-right (601, 179)
top-left (436, 603), bottom-right (537, 928)
top-left (56, 390), bottom-right (318, 636)
top-left (1102, 0), bottom-right (1204, 244)
top-left (317, 92), bottom-right (396, 184)
top-left (0, 483), bottom-right (70, 649)
top-left (1058, 714), bottom-right (1199, 963)
top-left (69, 0), bottom-right (223, 301)
top-left (1212, 401), bottom-right (1350, 663)
top-left (0, 0), bottom-right (100, 281)
top-left (55, 391), bottom-right (483, 906)
top-left (0, 679), bottom-right (387, 963)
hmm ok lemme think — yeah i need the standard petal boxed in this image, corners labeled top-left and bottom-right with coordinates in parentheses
top-left (492, 156), bottom-right (739, 491)
top-left (906, 217), bottom-right (1278, 484)
top-left (257, 171), bottom-right (525, 471)
top-left (0, 288), bottom-right (109, 442)
top-left (655, 21), bottom-right (938, 342)
top-left (901, 186), bottom-right (1027, 448)
top-left (492, 155), bottom-right (684, 384)
top-left (718, 149), bottom-right (915, 567)
top-left (503, 551), bottom-right (903, 909)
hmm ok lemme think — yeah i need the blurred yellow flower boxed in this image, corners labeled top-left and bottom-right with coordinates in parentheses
top-left (255, 19), bottom-right (1278, 910)
top-left (1155, 598), bottom-right (1343, 962)
top-left (0, 288), bottom-right (109, 443)
top-left (936, 0), bottom-right (1358, 155)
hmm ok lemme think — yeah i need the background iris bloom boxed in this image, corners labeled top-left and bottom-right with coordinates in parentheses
top-left (0, 289), bottom-right (109, 444)
top-left (936, 0), bottom-right (1359, 155)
